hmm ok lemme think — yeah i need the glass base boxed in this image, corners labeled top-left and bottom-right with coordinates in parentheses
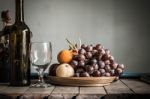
top-left (30, 82), bottom-right (52, 88)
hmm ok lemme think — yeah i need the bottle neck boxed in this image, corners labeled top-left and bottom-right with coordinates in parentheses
top-left (15, 0), bottom-right (24, 22)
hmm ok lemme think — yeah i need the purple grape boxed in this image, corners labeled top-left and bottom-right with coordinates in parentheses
top-left (86, 52), bottom-right (92, 59)
top-left (92, 49), bottom-right (98, 56)
top-left (98, 49), bottom-right (105, 55)
top-left (98, 61), bottom-right (105, 69)
top-left (90, 58), bottom-right (97, 65)
top-left (109, 56), bottom-right (115, 63)
top-left (99, 69), bottom-right (105, 74)
top-left (102, 54), bottom-right (111, 61)
top-left (105, 60), bottom-right (110, 65)
top-left (78, 48), bottom-right (86, 55)
top-left (111, 62), bottom-right (118, 69)
top-left (105, 72), bottom-right (111, 77)
top-left (116, 68), bottom-right (123, 75)
top-left (81, 44), bottom-right (87, 49)
top-left (95, 44), bottom-right (103, 50)
top-left (110, 69), bottom-right (115, 76)
top-left (70, 60), bottom-right (78, 68)
top-left (86, 65), bottom-right (94, 74)
top-left (92, 71), bottom-right (101, 77)
top-left (78, 54), bottom-right (86, 61)
top-left (105, 49), bottom-right (111, 55)
top-left (78, 60), bottom-right (85, 67)
top-left (86, 45), bottom-right (93, 52)
top-left (80, 72), bottom-right (90, 77)
top-left (105, 65), bottom-right (111, 72)
top-left (93, 64), bottom-right (99, 70)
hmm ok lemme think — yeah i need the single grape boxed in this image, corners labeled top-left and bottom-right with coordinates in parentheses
top-left (105, 72), bottom-right (111, 77)
top-left (86, 45), bottom-right (93, 52)
top-left (105, 65), bottom-right (111, 72)
top-left (99, 69), bottom-right (106, 74)
top-left (105, 60), bottom-right (110, 65)
top-left (80, 72), bottom-right (90, 77)
top-left (110, 69), bottom-right (115, 76)
top-left (86, 52), bottom-right (92, 59)
top-left (78, 48), bottom-right (86, 55)
top-left (116, 68), bottom-right (123, 75)
top-left (109, 56), bottom-right (114, 63)
top-left (98, 61), bottom-right (105, 69)
top-left (93, 64), bottom-right (99, 70)
top-left (102, 54), bottom-right (111, 61)
top-left (105, 49), bottom-right (111, 55)
top-left (70, 60), bottom-right (78, 67)
top-left (90, 58), bottom-right (97, 65)
top-left (92, 70), bottom-right (101, 77)
top-left (86, 65), bottom-right (94, 74)
top-left (91, 49), bottom-right (98, 56)
top-left (78, 54), bottom-right (86, 61)
top-left (95, 44), bottom-right (103, 50)
top-left (78, 60), bottom-right (85, 67)
top-left (111, 62), bottom-right (118, 69)
top-left (81, 44), bottom-right (87, 49)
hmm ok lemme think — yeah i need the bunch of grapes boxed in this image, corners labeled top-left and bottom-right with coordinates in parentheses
top-left (70, 44), bottom-right (125, 77)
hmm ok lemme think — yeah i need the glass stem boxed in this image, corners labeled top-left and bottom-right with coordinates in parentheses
top-left (38, 69), bottom-right (45, 84)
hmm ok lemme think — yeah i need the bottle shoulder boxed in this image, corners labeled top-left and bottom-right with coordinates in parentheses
top-left (12, 22), bottom-right (30, 32)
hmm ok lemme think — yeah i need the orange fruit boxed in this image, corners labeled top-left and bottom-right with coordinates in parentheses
top-left (57, 50), bottom-right (73, 63)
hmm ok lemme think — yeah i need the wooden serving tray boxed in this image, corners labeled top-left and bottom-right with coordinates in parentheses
top-left (48, 76), bottom-right (117, 86)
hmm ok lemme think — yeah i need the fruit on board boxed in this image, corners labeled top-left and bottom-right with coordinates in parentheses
top-left (56, 63), bottom-right (74, 77)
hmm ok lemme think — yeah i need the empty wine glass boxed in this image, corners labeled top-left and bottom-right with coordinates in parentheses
top-left (30, 42), bottom-right (52, 87)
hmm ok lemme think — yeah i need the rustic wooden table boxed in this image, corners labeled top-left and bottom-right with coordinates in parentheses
top-left (0, 79), bottom-right (150, 99)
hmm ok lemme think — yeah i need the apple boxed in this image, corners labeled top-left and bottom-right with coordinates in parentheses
top-left (56, 63), bottom-right (74, 77)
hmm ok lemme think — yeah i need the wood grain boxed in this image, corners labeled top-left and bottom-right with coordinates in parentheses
top-left (76, 86), bottom-right (106, 99)
top-left (104, 80), bottom-right (133, 94)
top-left (121, 79), bottom-right (150, 94)
top-left (0, 86), bottom-right (29, 99)
top-left (0, 84), bottom-right (8, 91)
top-left (49, 86), bottom-right (79, 99)
top-left (48, 76), bottom-right (116, 86)
top-left (80, 86), bottom-right (106, 94)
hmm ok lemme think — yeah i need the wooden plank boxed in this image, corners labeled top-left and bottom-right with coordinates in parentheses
top-left (80, 86), bottom-right (106, 94)
top-left (49, 86), bottom-right (79, 99)
top-left (0, 86), bottom-right (29, 99)
top-left (121, 79), bottom-right (150, 94)
top-left (76, 87), bottom-right (106, 99)
top-left (104, 80), bottom-right (133, 94)
top-left (20, 86), bottom-right (55, 99)
top-left (0, 84), bottom-right (8, 91)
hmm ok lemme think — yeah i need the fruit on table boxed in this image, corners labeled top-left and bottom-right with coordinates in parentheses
top-left (49, 63), bottom-right (60, 76)
top-left (70, 44), bottom-right (125, 77)
top-left (56, 63), bottom-right (74, 77)
top-left (57, 39), bottom-right (78, 63)
top-left (57, 50), bottom-right (73, 63)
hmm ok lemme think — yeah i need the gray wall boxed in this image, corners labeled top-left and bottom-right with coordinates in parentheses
top-left (0, 0), bottom-right (150, 73)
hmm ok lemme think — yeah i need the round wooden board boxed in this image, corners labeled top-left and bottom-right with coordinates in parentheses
top-left (48, 76), bottom-right (117, 86)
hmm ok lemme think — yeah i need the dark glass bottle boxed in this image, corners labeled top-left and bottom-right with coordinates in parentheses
top-left (10, 0), bottom-right (31, 86)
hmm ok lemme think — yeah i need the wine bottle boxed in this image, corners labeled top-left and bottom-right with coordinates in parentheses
top-left (9, 0), bottom-right (31, 86)
top-left (0, 10), bottom-right (11, 83)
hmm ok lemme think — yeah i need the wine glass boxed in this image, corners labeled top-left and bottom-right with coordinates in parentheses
top-left (30, 42), bottom-right (52, 87)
